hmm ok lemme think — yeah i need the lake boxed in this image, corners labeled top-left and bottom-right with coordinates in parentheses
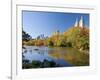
top-left (22, 46), bottom-right (89, 69)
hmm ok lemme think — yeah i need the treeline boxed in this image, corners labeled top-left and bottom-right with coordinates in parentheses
top-left (23, 27), bottom-right (89, 51)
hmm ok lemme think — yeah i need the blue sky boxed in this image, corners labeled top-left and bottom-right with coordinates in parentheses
top-left (22, 11), bottom-right (89, 38)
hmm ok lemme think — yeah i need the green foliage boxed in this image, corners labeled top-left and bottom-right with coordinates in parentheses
top-left (56, 38), bottom-right (66, 47)
top-left (22, 59), bottom-right (60, 69)
top-left (64, 27), bottom-right (89, 50)
top-left (32, 60), bottom-right (41, 68)
top-left (22, 30), bottom-right (32, 41)
top-left (47, 38), bottom-right (54, 46)
top-left (23, 27), bottom-right (89, 51)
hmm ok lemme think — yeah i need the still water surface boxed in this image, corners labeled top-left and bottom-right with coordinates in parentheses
top-left (23, 46), bottom-right (89, 67)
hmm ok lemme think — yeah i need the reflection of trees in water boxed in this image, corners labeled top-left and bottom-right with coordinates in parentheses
top-left (23, 49), bottom-right (27, 53)
top-left (38, 51), bottom-right (44, 55)
top-left (48, 50), bottom-right (64, 59)
top-left (29, 49), bottom-right (32, 52)
top-left (35, 48), bottom-right (48, 55)
top-left (22, 59), bottom-right (61, 69)
top-left (37, 50), bottom-right (46, 55)
top-left (22, 54), bottom-right (25, 58)
top-left (48, 48), bottom-right (89, 66)
top-left (29, 49), bottom-right (33, 54)
top-left (22, 46), bottom-right (89, 68)
top-left (23, 48), bottom-right (33, 54)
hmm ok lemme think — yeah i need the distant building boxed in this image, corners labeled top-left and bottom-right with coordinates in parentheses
top-left (53, 30), bottom-right (60, 36)
top-left (74, 18), bottom-right (78, 27)
top-left (36, 34), bottom-right (48, 40)
top-left (74, 16), bottom-right (84, 28)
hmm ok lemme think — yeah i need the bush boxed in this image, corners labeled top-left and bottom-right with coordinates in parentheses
top-left (47, 38), bottom-right (54, 46)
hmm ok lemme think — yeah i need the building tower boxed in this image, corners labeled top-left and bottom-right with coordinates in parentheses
top-left (74, 18), bottom-right (78, 27)
top-left (74, 16), bottom-right (84, 28)
top-left (79, 16), bottom-right (84, 28)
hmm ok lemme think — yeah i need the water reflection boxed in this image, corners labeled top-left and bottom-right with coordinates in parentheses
top-left (22, 46), bottom-right (89, 69)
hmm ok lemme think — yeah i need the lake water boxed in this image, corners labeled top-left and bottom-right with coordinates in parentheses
top-left (22, 46), bottom-right (89, 68)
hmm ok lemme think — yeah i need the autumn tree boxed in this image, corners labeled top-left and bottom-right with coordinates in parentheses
top-left (64, 27), bottom-right (89, 50)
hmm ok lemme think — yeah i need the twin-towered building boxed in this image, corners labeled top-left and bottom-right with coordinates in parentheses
top-left (38, 16), bottom-right (85, 37)
top-left (53, 16), bottom-right (85, 36)
top-left (74, 16), bottom-right (84, 28)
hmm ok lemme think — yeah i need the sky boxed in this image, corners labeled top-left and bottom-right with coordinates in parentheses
top-left (22, 11), bottom-right (89, 38)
